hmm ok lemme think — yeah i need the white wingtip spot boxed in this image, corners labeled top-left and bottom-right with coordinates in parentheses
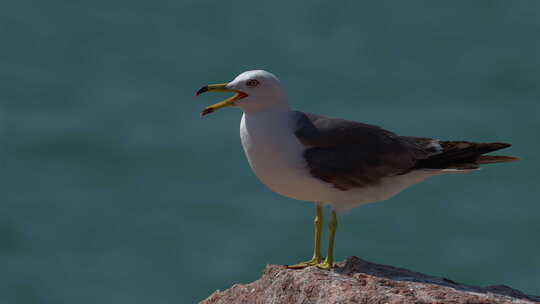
top-left (427, 140), bottom-right (443, 153)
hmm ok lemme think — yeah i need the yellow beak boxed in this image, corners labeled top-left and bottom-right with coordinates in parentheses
top-left (196, 83), bottom-right (248, 117)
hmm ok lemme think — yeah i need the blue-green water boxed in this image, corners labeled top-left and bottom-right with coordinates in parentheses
top-left (1, 1), bottom-right (539, 303)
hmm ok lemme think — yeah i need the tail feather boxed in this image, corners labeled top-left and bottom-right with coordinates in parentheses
top-left (477, 155), bottom-right (521, 164)
top-left (415, 141), bottom-right (519, 169)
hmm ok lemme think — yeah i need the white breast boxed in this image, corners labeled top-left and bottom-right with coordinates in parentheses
top-left (240, 111), bottom-right (318, 198)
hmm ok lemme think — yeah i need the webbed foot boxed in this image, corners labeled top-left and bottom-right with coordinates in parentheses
top-left (316, 257), bottom-right (333, 270)
top-left (286, 256), bottom-right (322, 269)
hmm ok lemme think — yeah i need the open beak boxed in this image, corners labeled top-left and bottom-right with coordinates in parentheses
top-left (196, 83), bottom-right (248, 117)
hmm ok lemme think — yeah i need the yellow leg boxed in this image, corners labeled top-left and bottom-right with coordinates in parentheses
top-left (317, 209), bottom-right (337, 270)
top-left (287, 205), bottom-right (323, 269)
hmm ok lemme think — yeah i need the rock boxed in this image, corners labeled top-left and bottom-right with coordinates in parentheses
top-left (201, 256), bottom-right (539, 304)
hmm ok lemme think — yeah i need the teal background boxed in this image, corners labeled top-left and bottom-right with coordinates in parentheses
top-left (1, 1), bottom-right (539, 303)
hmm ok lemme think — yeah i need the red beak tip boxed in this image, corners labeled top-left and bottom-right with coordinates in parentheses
top-left (200, 108), bottom-right (214, 117)
top-left (196, 86), bottom-right (209, 96)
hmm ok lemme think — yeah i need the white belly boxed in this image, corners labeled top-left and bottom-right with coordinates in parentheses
top-left (239, 111), bottom-right (441, 211)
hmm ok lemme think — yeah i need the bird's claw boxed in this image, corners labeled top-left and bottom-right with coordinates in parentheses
top-left (286, 257), bottom-right (322, 269)
top-left (315, 260), bottom-right (333, 270)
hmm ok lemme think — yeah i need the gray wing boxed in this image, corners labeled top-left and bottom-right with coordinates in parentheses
top-left (292, 111), bottom-right (438, 190)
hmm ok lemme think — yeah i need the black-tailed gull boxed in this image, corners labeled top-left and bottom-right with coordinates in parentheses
top-left (196, 70), bottom-right (519, 269)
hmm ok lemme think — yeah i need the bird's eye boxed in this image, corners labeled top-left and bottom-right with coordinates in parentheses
top-left (246, 79), bottom-right (259, 87)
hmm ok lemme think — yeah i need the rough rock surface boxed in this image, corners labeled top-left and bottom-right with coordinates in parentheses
top-left (201, 256), bottom-right (539, 304)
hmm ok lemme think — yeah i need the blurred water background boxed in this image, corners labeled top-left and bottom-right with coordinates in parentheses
top-left (1, 1), bottom-right (539, 303)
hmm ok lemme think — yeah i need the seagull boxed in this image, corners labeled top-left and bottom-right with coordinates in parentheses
top-left (196, 70), bottom-right (519, 269)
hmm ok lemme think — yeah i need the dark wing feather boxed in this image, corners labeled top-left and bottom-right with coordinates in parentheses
top-left (413, 141), bottom-right (516, 169)
top-left (293, 112), bottom-right (423, 190)
top-left (293, 111), bottom-right (517, 191)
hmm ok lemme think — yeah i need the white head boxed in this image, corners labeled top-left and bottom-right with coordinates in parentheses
top-left (197, 70), bottom-right (289, 116)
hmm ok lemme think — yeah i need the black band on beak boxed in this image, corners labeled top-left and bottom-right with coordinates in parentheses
top-left (195, 86), bottom-right (209, 96)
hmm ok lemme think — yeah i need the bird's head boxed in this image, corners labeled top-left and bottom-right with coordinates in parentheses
top-left (197, 70), bottom-right (288, 117)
